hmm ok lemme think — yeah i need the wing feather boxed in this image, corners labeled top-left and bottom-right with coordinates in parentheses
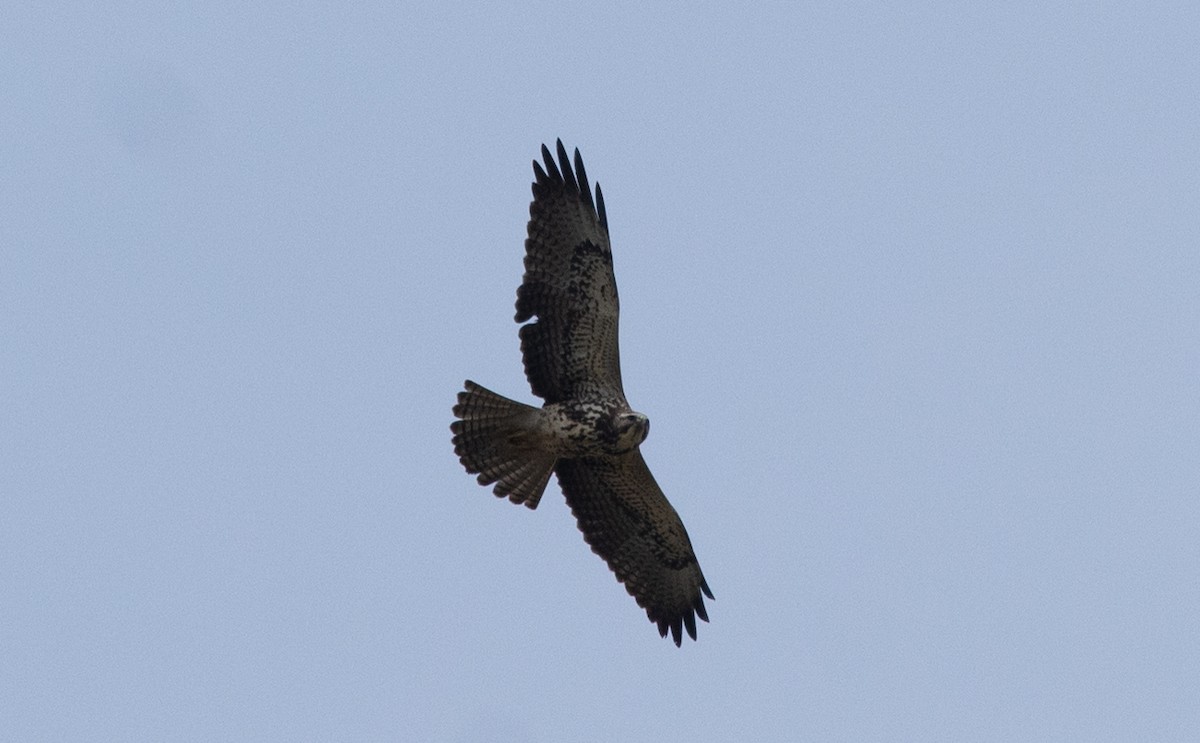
top-left (555, 453), bottom-right (713, 646)
top-left (516, 140), bottom-right (623, 403)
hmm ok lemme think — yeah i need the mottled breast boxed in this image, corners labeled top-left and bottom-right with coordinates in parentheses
top-left (542, 395), bottom-right (650, 457)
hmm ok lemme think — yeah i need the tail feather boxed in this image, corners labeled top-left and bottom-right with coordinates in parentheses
top-left (451, 380), bottom-right (556, 509)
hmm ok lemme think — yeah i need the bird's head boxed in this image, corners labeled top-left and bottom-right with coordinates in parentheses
top-left (611, 411), bottom-right (650, 453)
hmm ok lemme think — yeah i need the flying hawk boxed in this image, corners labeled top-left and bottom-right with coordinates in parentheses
top-left (451, 140), bottom-right (713, 646)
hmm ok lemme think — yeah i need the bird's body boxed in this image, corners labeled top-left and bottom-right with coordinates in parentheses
top-left (451, 141), bottom-right (712, 645)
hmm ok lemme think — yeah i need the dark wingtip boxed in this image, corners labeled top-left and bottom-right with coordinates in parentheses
top-left (540, 144), bottom-right (560, 182)
top-left (532, 160), bottom-right (548, 191)
top-left (573, 147), bottom-right (597, 216)
top-left (595, 182), bottom-right (607, 230)
top-left (532, 140), bottom-right (606, 232)
top-left (652, 594), bottom-right (711, 646)
top-left (555, 139), bottom-right (575, 193)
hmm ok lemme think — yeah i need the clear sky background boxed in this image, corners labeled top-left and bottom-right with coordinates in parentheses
top-left (4, 3), bottom-right (1198, 741)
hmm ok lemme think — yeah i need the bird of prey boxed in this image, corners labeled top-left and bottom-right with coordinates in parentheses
top-left (451, 140), bottom-right (713, 646)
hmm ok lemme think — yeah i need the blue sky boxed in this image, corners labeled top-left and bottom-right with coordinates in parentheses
top-left (4, 3), bottom-right (1198, 741)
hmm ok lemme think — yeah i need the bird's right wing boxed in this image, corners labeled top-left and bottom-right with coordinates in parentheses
top-left (516, 140), bottom-right (625, 404)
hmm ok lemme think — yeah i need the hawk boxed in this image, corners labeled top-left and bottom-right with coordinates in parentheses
top-left (451, 140), bottom-right (713, 646)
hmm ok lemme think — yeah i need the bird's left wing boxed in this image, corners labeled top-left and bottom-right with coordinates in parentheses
top-left (555, 452), bottom-right (713, 645)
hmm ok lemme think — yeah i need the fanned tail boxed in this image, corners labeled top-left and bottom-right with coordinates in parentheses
top-left (450, 380), bottom-right (556, 509)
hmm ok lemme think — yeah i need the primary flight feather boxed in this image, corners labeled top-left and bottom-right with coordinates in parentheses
top-left (451, 140), bottom-right (712, 646)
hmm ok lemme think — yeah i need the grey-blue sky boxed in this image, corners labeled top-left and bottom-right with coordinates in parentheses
top-left (3, 3), bottom-right (1198, 741)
